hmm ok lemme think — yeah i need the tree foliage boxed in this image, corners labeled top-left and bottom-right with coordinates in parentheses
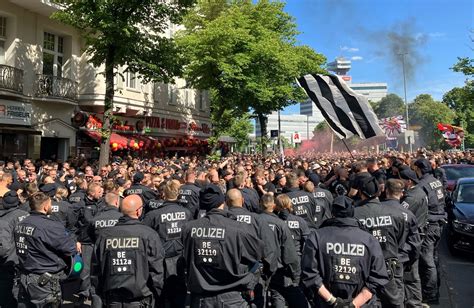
top-left (409, 94), bottom-right (456, 149)
top-left (221, 113), bottom-right (253, 150)
top-left (177, 0), bottom-right (326, 155)
top-left (53, 0), bottom-right (193, 166)
top-left (372, 93), bottom-right (406, 119)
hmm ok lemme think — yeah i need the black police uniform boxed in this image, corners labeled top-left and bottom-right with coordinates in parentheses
top-left (142, 200), bottom-right (192, 308)
top-left (88, 205), bottom-right (123, 243)
top-left (383, 198), bottom-right (423, 308)
top-left (229, 206), bottom-right (278, 308)
top-left (277, 209), bottom-right (310, 256)
top-left (14, 212), bottom-right (77, 307)
top-left (92, 216), bottom-right (165, 307)
top-left (259, 211), bottom-right (308, 308)
top-left (285, 187), bottom-right (322, 229)
top-left (301, 217), bottom-right (389, 307)
top-left (50, 199), bottom-right (77, 236)
top-left (313, 186), bottom-right (334, 212)
top-left (145, 198), bottom-right (164, 213)
top-left (182, 208), bottom-right (264, 308)
top-left (240, 187), bottom-right (261, 213)
top-left (178, 182), bottom-right (201, 219)
top-left (0, 196), bottom-right (29, 307)
top-left (401, 186), bottom-right (429, 231)
top-left (69, 189), bottom-right (86, 205)
top-left (354, 197), bottom-right (407, 308)
top-left (417, 172), bottom-right (446, 303)
top-left (123, 184), bottom-right (158, 208)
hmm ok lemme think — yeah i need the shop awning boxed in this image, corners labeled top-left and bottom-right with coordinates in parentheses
top-left (84, 130), bottom-right (130, 146)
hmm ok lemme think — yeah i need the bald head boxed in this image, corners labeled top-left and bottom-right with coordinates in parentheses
top-left (121, 195), bottom-right (143, 219)
top-left (226, 189), bottom-right (243, 208)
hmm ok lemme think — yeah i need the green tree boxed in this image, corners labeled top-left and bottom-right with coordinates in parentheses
top-left (177, 0), bottom-right (326, 156)
top-left (314, 121), bottom-right (329, 132)
top-left (410, 94), bottom-right (456, 149)
top-left (221, 113), bottom-right (253, 151)
top-left (373, 93), bottom-right (406, 119)
top-left (53, 0), bottom-right (193, 167)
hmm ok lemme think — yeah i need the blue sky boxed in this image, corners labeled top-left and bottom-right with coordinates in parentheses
top-left (282, 0), bottom-right (474, 114)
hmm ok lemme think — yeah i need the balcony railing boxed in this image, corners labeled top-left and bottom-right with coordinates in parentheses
top-left (0, 64), bottom-right (24, 94)
top-left (34, 74), bottom-right (78, 101)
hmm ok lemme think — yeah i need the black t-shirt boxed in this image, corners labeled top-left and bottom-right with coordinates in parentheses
top-left (329, 179), bottom-right (350, 196)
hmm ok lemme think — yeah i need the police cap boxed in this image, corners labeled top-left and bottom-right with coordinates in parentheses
top-left (199, 184), bottom-right (225, 211)
top-left (332, 196), bottom-right (354, 218)
top-left (357, 176), bottom-right (379, 198)
top-left (308, 172), bottom-right (320, 186)
top-left (40, 183), bottom-right (58, 197)
top-left (133, 172), bottom-right (144, 184)
top-left (399, 168), bottom-right (419, 184)
top-left (2, 191), bottom-right (20, 209)
top-left (414, 158), bottom-right (432, 174)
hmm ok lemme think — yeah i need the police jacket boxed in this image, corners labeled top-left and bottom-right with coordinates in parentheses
top-left (277, 209), bottom-right (310, 256)
top-left (417, 174), bottom-right (446, 222)
top-left (381, 199), bottom-right (422, 264)
top-left (178, 182), bottom-right (201, 219)
top-left (241, 187), bottom-right (261, 213)
top-left (142, 200), bottom-right (191, 273)
top-left (92, 216), bottom-right (165, 299)
top-left (0, 207), bottom-right (28, 266)
top-left (401, 186), bottom-right (429, 230)
top-left (76, 196), bottom-right (106, 244)
top-left (50, 199), bottom-right (77, 235)
top-left (182, 209), bottom-right (264, 294)
top-left (354, 198), bottom-right (406, 261)
top-left (285, 187), bottom-right (319, 229)
top-left (88, 205), bottom-right (123, 243)
top-left (259, 211), bottom-right (300, 286)
top-left (433, 167), bottom-right (448, 190)
top-left (228, 206), bottom-right (278, 276)
top-left (124, 184), bottom-right (158, 207)
top-left (14, 212), bottom-right (76, 274)
top-left (313, 187), bottom-right (334, 212)
top-left (301, 217), bottom-right (389, 304)
top-left (145, 199), bottom-right (164, 214)
top-left (69, 189), bottom-right (86, 205)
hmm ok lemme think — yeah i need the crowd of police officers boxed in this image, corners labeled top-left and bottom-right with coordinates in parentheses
top-left (0, 155), bottom-right (448, 308)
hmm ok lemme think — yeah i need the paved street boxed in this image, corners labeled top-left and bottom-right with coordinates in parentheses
top-left (432, 229), bottom-right (474, 308)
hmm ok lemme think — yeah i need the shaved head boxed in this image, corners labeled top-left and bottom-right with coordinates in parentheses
top-left (226, 189), bottom-right (243, 208)
top-left (121, 195), bottom-right (143, 218)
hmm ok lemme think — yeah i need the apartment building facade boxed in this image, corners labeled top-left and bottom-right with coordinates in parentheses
top-left (0, 0), bottom-right (210, 161)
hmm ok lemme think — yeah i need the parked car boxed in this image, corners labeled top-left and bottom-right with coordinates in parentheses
top-left (446, 177), bottom-right (474, 254)
top-left (441, 164), bottom-right (474, 191)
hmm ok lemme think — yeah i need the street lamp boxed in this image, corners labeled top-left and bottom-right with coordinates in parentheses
top-left (399, 52), bottom-right (409, 130)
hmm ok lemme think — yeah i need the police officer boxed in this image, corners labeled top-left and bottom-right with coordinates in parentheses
top-left (382, 179), bottom-right (423, 308)
top-left (0, 191), bottom-right (29, 307)
top-left (285, 173), bottom-right (325, 229)
top-left (76, 182), bottom-right (105, 304)
top-left (353, 176), bottom-right (408, 308)
top-left (227, 189), bottom-right (277, 308)
top-left (274, 194), bottom-right (310, 256)
top-left (413, 158), bottom-right (446, 305)
top-left (399, 168), bottom-right (429, 230)
top-left (143, 180), bottom-right (192, 308)
top-left (178, 169), bottom-right (201, 219)
top-left (14, 192), bottom-right (78, 307)
top-left (40, 185), bottom-right (77, 235)
top-left (259, 193), bottom-right (308, 308)
top-left (69, 177), bottom-right (87, 206)
top-left (182, 184), bottom-right (264, 307)
top-left (88, 192), bottom-right (123, 243)
top-left (301, 196), bottom-right (389, 307)
top-left (91, 195), bottom-right (165, 307)
top-left (308, 173), bottom-right (334, 213)
top-left (123, 172), bottom-right (158, 208)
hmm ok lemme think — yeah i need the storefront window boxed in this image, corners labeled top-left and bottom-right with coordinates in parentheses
top-left (0, 133), bottom-right (28, 160)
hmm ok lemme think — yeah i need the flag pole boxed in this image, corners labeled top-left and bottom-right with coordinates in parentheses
top-left (342, 139), bottom-right (355, 159)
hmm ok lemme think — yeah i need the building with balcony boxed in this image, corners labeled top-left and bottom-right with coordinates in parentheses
top-left (0, 0), bottom-right (211, 160)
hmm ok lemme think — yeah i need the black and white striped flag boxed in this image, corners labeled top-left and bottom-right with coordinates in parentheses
top-left (297, 74), bottom-right (384, 139)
